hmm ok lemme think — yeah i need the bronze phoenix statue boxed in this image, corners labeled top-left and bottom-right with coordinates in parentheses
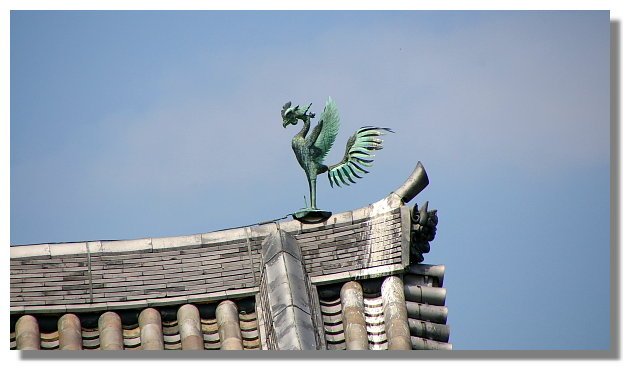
top-left (281, 97), bottom-right (392, 222)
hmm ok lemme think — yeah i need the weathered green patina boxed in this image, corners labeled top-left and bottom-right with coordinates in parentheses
top-left (281, 97), bottom-right (392, 223)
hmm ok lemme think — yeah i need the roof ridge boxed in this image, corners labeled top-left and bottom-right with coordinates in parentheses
top-left (11, 161), bottom-right (429, 259)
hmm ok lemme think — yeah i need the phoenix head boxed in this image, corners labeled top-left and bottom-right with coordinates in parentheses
top-left (281, 101), bottom-right (314, 128)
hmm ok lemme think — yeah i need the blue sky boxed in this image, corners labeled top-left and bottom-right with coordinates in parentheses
top-left (10, 10), bottom-right (610, 350)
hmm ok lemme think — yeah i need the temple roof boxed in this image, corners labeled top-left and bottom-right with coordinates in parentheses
top-left (10, 205), bottom-right (406, 314)
top-left (10, 162), bottom-right (450, 351)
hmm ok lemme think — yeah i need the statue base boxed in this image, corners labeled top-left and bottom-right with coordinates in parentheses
top-left (292, 208), bottom-right (332, 224)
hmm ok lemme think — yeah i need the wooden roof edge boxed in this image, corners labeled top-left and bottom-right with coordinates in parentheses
top-left (11, 287), bottom-right (261, 316)
top-left (310, 264), bottom-right (405, 286)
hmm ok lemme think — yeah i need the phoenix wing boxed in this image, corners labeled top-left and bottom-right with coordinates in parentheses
top-left (327, 126), bottom-right (393, 187)
top-left (310, 97), bottom-right (340, 164)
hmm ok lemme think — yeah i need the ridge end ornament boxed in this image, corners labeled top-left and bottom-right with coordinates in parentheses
top-left (281, 97), bottom-right (393, 224)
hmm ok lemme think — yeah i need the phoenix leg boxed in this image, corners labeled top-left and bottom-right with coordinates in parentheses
top-left (309, 178), bottom-right (317, 209)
